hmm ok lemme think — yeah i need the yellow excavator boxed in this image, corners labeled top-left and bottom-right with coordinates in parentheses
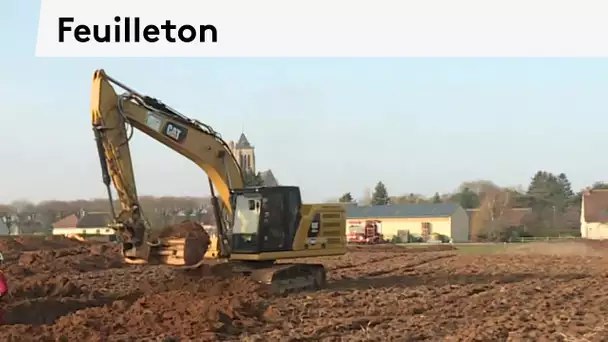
top-left (90, 69), bottom-right (346, 293)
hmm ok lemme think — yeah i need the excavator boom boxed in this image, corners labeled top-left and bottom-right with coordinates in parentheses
top-left (91, 69), bottom-right (243, 263)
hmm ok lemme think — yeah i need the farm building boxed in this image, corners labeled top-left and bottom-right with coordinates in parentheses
top-left (52, 212), bottom-right (116, 240)
top-left (52, 214), bottom-right (79, 231)
top-left (581, 188), bottom-right (608, 239)
top-left (346, 203), bottom-right (469, 242)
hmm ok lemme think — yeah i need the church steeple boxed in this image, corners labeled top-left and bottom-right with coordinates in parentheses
top-left (235, 133), bottom-right (252, 149)
top-left (227, 132), bottom-right (278, 186)
top-left (230, 132), bottom-right (255, 174)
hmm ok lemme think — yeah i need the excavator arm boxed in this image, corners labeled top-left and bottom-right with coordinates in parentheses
top-left (90, 69), bottom-right (243, 264)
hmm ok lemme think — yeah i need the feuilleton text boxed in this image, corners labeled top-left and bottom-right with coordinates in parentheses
top-left (58, 16), bottom-right (218, 43)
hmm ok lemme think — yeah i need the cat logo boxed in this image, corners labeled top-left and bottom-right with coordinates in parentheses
top-left (307, 213), bottom-right (321, 238)
top-left (310, 222), bottom-right (319, 234)
top-left (163, 122), bottom-right (188, 143)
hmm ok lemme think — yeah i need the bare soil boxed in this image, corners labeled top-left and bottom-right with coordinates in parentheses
top-left (0, 237), bottom-right (607, 341)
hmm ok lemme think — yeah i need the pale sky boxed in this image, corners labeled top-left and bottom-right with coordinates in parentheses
top-left (1, 2), bottom-right (608, 203)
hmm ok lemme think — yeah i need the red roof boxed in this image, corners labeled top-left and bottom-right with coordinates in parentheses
top-left (52, 214), bottom-right (79, 229)
top-left (583, 189), bottom-right (608, 223)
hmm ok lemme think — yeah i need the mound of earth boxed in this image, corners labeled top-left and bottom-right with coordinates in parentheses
top-left (14, 235), bottom-right (86, 251)
top-left (0, 238), bottom-right (26, 254)
top-left (9, 275), bottom-right (86, 299)
top-left (1, 274), bottom-right (269, 341)
top-left (158, 220), bottom-right (210, 240)
top-left (0, 235), bottom-right (89, 263)
top-left (11, 244), bottom-right (124, 275)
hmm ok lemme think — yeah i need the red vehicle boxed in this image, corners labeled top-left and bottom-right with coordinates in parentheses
top-left (347, 220), bottom-right (387, 245)
top-left (0, 253), bottom-right (7, 324)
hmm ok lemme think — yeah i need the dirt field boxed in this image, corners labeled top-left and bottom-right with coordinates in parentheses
top-left (1, 237), bottom-right (608, 341)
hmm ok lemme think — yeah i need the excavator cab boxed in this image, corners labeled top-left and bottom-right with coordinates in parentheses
top-left (230, 186), bottom-right (302, 254)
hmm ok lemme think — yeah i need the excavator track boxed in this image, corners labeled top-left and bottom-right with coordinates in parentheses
top-left (120, 233), bottom-right (328, 295)
top-left (203, 261), bottom-right (327, 295)
top-left (250, 263), bottom-right (327, 294)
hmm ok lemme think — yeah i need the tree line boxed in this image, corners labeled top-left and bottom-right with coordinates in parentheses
top-left (0, 196), bottom-right (217, 234)
top-left (0, 170), bottom-right (267, 234)
top-left (335, 171), bottom-right (608, 241)
top-left (2, 170), bottom-right (605, 240)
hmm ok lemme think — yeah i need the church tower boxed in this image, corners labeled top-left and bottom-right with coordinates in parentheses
top-left (228, 133), bottom-right (256, 174)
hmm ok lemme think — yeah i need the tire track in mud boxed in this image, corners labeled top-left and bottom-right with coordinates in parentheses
top-left (332, 252), bottom-right (456, 277)
top-left (414, 275), bottom-right (600, 341)
top-left (2, 243), bottom-right (132, 326)
top-left (303, 316), bottom-right (393, 341)
top-left (329, 253), bottom-right (457, 290)
top-left (302, 257), bottom-right (600, 341)
top-left (310, 256), bottom-right (465, 339)
top-left (257, 250), bottom-right (608, 341)
top-left (235, 253), bottom-right (458, 340)
top-left (363, 253), bottom-right (457, 278)
top-left (329, 253), bottom-right (413, 271)
top-left (329, 248), bottom-right (457, 272)
top-left (5, 292), bottom-right (143, 325)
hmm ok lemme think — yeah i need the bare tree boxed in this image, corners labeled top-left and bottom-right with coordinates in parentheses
top-left (0, 204), bottom-right (15, 234)
top-left (471, 186), bottom-right (513, 241)
top-left (360, 187), bottom-right (372, 205)
top-left (10, 200), bottom-right (36, 214)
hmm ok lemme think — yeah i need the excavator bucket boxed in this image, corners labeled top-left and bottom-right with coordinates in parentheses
top-left (147, 236), bottom-right (210, 267)
top-left (123, 221), bottom-right (212, 267)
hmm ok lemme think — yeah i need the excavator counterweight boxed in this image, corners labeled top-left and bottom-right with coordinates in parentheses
top-left (90, 69), bottom-right (347, 293)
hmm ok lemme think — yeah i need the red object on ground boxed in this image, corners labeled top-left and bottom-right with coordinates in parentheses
top-left (347, 220), bottom-right (387, 245)
top-left (0, 271), bottom-right (7, 298)
top-left (0, 271), bottom-right (7, 324)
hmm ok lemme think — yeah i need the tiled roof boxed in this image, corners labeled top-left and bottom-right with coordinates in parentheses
top-left (260, 169), bottom-right (278, 186)
top-left (583, 189), bottom-right (608, 223)
top-left (52, 214), bottom-right (79, 229)
top-left (347, 203), bottom-right (460, 219)
top-left (76, 212), bottom-right (112, 228)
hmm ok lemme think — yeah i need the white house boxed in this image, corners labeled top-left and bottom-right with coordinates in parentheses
top-left (52, 212), bottom-right (116, 240)
top-left (0, 220), bottom-right (9, 236)
top-left (581, 188), bottom-right (608, 239)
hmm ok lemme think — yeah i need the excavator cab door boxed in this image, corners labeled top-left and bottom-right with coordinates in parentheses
top-left (231, 193), bottom-right (262, 253)
top-left (258, 187), bottom-right (301, 252)
top-left (231, 186), bottom-right (302, 254)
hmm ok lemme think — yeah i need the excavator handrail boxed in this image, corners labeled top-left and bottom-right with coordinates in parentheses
top-left (102, 72), bottom-right (234, 160)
